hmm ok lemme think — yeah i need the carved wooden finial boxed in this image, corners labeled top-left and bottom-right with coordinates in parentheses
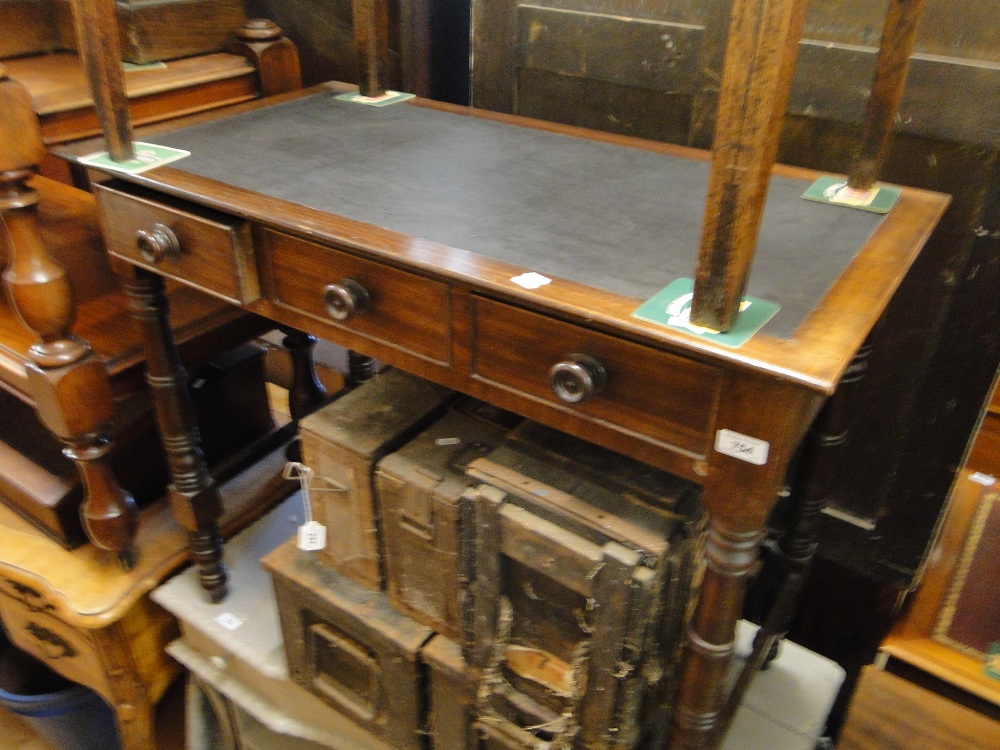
top-left (227, 18), bottom-right (302, 97)
top-left (237, 18), bottom-right (284, 42)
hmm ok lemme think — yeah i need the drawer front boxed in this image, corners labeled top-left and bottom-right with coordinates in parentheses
top-left (0, 581), bottom-right (104, 694)
top-left (471, 297), bottom-right (720, 457)
top-left (93, 181), bottom-right (259, 304)
top-left (261, 229), bottom-right (451, 364)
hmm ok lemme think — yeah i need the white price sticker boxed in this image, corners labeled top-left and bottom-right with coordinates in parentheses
top-left (715, 429), bottom-right (770, 466)
top-left (298, 521), bottom-right (327, 551)
top-left (214, 612), bottom-right (244, 631)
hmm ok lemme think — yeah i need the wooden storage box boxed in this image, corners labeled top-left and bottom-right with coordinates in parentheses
top-left (374, 399), bottom-right (519, 639)
top-left (460, 486), bottom-right (668, 749)
top-left (264, 540), bottom-right (434, 750)
top-left (53, 0), bottom-right (246, 63)
top-left (154, 496), bottom-right (391, 750)
top-left (462, 423), bottom-right (704, 748)
top-left (422, 635), bottom-right (480, 750)
top-left (297, 367), bottom-right (452, 589)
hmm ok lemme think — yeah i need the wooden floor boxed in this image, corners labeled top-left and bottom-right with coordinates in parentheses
top-left (837, 666), bottom-right (1000, 750)
top-left (0, 705), bottom-right (58, 750)
top-left (0, 677), bottom-right (185, 750)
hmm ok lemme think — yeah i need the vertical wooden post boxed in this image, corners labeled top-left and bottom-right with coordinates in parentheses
top-left (848, 0), bottom-right (927, 190)
top-left (0, 68), bottom-right (138, 564)
top-left (354, 0), bottom-right (390, 97)
top-left (690, 0), bottom-right (809, 332)
top-left (126, 269), bottom-right (228, 601)
top-left (69, 0), bottom-right (134, 162)
top-left (278, 327), bottom-right (327, 420)
top-left (670, 375), bottom-right (824, 750)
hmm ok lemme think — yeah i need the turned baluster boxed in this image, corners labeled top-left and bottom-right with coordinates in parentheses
top-left (277, 327), bottom-right (327, 420)
top-left (126, 268), bottom-right (228, 601)
top-left (0, 68), bottom-right (138, 565)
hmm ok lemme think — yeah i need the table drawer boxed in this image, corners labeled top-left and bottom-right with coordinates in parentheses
top-left (261, 229), bottom-right (451, 364)
top-left (93, 180), bottom-right (259, 304)
top-left (471, 297), bottom-right (720, 457)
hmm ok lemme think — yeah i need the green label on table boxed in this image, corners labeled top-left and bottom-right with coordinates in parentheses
top-left (632, 278), bottom-right (780, 348)
top-left (78, 142), bottom-right (190, 174)
top-left (986, 643), bottom-right (1000, 681)
top-left (335, 90), bottom-right (416, 107)
top-left (801, 176), bottom-right (901, 214)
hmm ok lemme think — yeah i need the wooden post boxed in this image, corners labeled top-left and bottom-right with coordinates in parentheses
top-left (126, 269), bottom-right (228, 601)
top-left (848, 0), bottom-right (927, 190)
top-left (690, 0), bottom-right (809, 332)
top-left (669, 375), bottom-right (824, 750)
top-left (0, 68), bottom-right (139, 564)
top-left (69, 0), bottom-right (134, 162)
top-left (354, 0), bottom-right (390, 97)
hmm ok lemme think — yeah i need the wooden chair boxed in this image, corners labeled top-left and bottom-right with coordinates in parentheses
top-left (0, 37), bottom-right (321, 564)
top-left (2, 5), bottom-right (301, 184)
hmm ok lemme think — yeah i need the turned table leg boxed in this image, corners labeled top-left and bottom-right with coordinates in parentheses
top-left (126, 268), bottom-right (227, 601)
top-left (669, 375), bottom-right (825, 749)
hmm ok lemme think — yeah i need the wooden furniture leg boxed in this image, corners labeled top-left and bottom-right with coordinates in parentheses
top-left (69, 0), bottom-right (134, 162)
top-left (670, 374), bottom-right (824, 749)
top-left (0, 68), bottom-right (138, 564)
top-left (277, 327), bottom-right (327, 420)
top-left (125, 267), bottom-right (227, 601)
top-left (713, 342), bottom-right (874, 742)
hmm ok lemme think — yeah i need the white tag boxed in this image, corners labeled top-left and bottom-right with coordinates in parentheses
top-left (215, 612), bottom-right (244, 631)
top-left (298, 521), bottom-right (327, 551)
top-left (969, 472), bottom-right (996, 487)
top-left (510, 272), bottom-right (551, 289)
top-left (715, 429), bottom-right (770, 465)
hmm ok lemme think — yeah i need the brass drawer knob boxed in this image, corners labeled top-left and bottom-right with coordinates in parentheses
top-left (549, 353), bottom-right (607, 404)
top-left (135, 224), bottom-right (180, 264)
top-left (323, 278), bottom-right (371, 321)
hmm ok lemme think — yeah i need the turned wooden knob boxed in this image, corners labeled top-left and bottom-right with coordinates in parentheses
top-left (548, 353), bottom-right (607, 404)
top-left (323, 278), bottom-right (371, 321)
top-left (135, 224), bottom-right (179, 264)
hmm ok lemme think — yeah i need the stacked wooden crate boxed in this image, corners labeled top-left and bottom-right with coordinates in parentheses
top-left (264, 368), bottom-right (704, 749)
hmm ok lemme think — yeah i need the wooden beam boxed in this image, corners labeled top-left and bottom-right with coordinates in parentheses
top-left (690, 0), bottom-right (809, 333)
top-left (848, 0), bottom-right (927, 190)
top-left (354, 0), bottom-right (390, 97)
top-left (69, 0), bottom-right (134, 162)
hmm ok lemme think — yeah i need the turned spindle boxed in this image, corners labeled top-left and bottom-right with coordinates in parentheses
top-left (0, 68), bottom-right (139, 565)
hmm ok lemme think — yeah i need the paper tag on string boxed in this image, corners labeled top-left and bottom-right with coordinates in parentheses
top-left (284, 461), bottom-right (328, 551)
top-left (297, 521), bottom-right (327, 551)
